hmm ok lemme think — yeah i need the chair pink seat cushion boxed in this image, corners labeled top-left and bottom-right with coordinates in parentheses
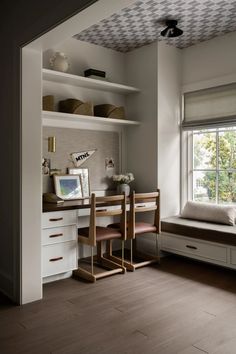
top-left (78, 226), bottom-right (122, 242)
top-left (108, 222), bottom-right (157, 235)
top-left (135, 222), bottom-right (157, 234)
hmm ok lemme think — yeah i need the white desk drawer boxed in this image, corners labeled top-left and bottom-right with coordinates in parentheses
top-left (42, 241), bottom-right (77, 277)
top-left (42, 210), bottom-right (77, 228)
top-left (78, 205), bottom-right (120, 217)
top-left (42, 225), bottom-right (76, 246)
top-left (162, 234), bottom-right (227, 263)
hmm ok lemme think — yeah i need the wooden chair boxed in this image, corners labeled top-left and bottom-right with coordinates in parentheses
top-left (73, 193), bottom-right (127, 282)
top-left (107, 189), bottom-right (160, 271)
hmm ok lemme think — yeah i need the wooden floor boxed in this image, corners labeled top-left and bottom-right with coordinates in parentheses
top-left (1, 255), bottom-right (236, 354)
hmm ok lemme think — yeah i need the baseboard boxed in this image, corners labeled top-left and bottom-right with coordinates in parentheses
top-left (43, 271), bottom-right (72, 284)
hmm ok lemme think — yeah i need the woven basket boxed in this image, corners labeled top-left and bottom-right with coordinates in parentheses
top-left (94, 104), bottom-right (125, 119)
top-left (59, 99), bottom-right (93, 116)
top-left (43, 95), bottom-right (54, 111)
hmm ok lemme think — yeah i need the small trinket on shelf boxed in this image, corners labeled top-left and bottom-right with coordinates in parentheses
top-left (49, 52), bottom-right (69, 72)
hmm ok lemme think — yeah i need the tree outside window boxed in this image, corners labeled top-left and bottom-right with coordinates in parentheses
top-left (192, 128), bottom-right (236, 204)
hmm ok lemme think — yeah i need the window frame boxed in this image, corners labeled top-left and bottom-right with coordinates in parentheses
top-left (187, 127), bottom-right (236, 204)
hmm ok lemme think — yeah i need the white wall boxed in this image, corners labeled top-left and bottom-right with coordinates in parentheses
top-left (182, 31), bottom-right (236, 86)
top-left (22, 47), bottom-right (42, 304)
top-left (125, 42), bottom-right (158, 192)
top-left (43, 38), bottom-right (126, 84)
top-left (43, 39), bottom-right (127, 116)
top-left (125, 41), bottom-right (182, 220)
top-left (158, 42), bottom-right (182, 218)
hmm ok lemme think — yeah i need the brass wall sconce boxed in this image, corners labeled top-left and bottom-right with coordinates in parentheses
top-left (48, 136), bottom-right (56, 153)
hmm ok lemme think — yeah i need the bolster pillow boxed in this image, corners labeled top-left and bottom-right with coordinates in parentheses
top-left (181, 201), bottom-right (235, 226)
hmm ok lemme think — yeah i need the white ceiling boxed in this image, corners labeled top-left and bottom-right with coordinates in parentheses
top-left (74, 0), bottom-right (236, 52)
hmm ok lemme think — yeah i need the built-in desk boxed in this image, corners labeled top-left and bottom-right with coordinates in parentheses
top-left (42, 199), bottom-right (122, 283)
top-left (42, 198), bottom-right (155, 283)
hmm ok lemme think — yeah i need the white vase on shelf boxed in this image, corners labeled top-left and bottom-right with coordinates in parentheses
top-left (117, 183), bottom-right (130, 196)
top-left (49, 52), bottom-right (69, 73)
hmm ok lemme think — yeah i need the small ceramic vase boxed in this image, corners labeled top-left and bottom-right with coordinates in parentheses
top-left (49, 52), bottom-right (69, 72)
top-left (117, 183), bottom-right (130, 196)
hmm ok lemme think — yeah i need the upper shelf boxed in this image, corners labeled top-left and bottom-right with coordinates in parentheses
top-left (42, 69), bottom-right (140, 95)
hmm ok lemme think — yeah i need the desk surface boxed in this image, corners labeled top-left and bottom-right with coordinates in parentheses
top-left (43, 199), bottom-right (95, 212)
top-left (43, 198), bottom-right (133, 213)
top-left (43, 197), bottom-right (156, 213)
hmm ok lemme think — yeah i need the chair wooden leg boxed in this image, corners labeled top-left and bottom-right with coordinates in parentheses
top-left (131, 239), bottom-right (133, 264)
top-left (131, 234), bottom-right (161, 269)
top-left (99, 256), bottom-right (126, 274)
top-left (98, 240), bottom-right (126, 274)
top-left (121, 240), bottom-right (124, 268)
top-left (105, 239), bottom-right (135, 271)
top-left (156, 234), bottom-right (160, 264)
top-left (73, 267), bottom-right (96, 283)
top-left (97, 241), bottom-right (102, 261)
top-left (106, 254), bottom-right (135, 271)
top-left (106, 240), bottom-right (112, 256)
top-left (91, 246), bottom-right (94, 275)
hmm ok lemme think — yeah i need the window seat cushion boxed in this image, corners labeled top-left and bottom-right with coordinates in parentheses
top-left (181, 201), bottom-right (235, 226)
top-left (161, 216), bottom-right (236, 246)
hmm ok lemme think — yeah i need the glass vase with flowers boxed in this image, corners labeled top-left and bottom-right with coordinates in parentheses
top-left (112, 173), bottom-right (134, 196)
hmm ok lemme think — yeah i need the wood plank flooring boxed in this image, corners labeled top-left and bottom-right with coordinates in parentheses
top-left (0, 255), bottom-right (236, 354)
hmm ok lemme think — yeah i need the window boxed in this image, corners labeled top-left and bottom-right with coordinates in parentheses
top-left (190, 127), bottom-right (236, 204)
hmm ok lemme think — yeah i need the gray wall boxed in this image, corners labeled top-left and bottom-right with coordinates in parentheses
top-left (43, 127), bottom-right (119, 192)
top-left (1, 0), bottom-right (97, 303)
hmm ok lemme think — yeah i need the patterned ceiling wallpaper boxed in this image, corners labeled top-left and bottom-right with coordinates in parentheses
top-left (74, 0), bottom-right (236, 52)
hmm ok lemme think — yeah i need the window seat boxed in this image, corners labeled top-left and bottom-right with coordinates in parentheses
top-left (160, 216), bottom-right (236, 270)
top-left (161, 216), bottom-right (236, 246)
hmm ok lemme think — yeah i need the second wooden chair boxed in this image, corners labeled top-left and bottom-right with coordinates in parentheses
top-left (107, 190), bottom-right (160, 271)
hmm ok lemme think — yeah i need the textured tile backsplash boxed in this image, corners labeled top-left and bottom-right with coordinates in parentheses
top-left (43, 127), bottom-right (119, 193)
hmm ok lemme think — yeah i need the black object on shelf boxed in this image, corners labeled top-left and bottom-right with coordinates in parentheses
top-left (84, 68), bottom-right (106, 78)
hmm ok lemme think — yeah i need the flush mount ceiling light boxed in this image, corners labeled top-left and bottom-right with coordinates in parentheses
top-left (161, 20), bottom-right (183, 38)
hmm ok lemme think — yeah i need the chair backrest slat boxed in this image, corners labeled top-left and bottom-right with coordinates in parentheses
top-left (96, 209), bottom-right (122, 217)
top-left (134, 205), bottom-right (157, 213)
top-left (89, 193), bottom-right (126, 246)
top-left (134, 191), bottom-right (159, 200)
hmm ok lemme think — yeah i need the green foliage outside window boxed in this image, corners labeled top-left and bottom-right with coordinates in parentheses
top-left (193, 129), bottom-right (236, 204)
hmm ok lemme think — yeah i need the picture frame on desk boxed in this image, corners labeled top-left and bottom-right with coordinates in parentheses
top-left (54, 174), bottom-right (83, 200)
top-left (68, 168), bottom-right (90, 198)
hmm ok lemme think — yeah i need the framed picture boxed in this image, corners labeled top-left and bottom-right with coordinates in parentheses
top-left (68, 168), bottom-right (90, 198)
top-left (42, 158), bottom-right (50, 175)
top-left (54, 175), bottom-right (83, 200)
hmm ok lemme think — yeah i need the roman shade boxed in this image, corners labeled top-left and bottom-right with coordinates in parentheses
top-left (182, 83), bottom-right (236, 130)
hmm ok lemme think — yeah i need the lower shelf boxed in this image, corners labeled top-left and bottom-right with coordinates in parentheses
top-left (42, 110), bottom-right (140, 129)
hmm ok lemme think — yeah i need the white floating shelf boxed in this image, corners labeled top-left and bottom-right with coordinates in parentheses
top-left (42, 69), bottom-right (140, 94)
top-left (42, 111), bottom-right (140, 128)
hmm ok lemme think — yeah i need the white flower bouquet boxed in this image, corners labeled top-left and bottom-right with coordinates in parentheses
top-left (112, 172), bottom-right (134, 185)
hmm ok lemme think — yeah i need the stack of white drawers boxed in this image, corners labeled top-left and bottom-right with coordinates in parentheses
top-left (42, 210), bottom-right (77, 278)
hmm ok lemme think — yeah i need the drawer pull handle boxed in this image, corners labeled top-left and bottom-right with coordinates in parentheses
top-left (136, 205), bottom-right (146, 208)
top-left (49, 257), bottom-right (63, 262)
top-left (186, 245), bottom-right (197, 250)
top-left (97, 209), bottom-right (107, 212)
top-left (49, 233), bottom-right (63, 238)
top-left (49, 217), bottom-right (63, 222)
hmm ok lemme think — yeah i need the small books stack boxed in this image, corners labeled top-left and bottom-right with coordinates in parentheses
top-left (43, 193), bottom-right (64, 204)
top-left (84, 68), bottom-right (107, 81)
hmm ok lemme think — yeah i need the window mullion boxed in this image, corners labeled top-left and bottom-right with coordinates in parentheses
top-left (216, 131), bottom-right (219, 204)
